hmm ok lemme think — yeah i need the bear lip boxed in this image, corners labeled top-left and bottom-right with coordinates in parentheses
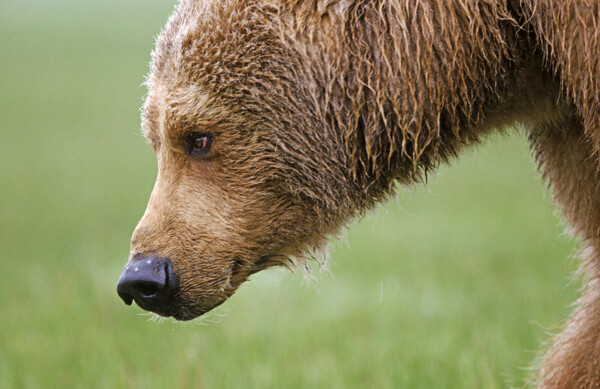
top-left (169, 299), bottom-right (228, 321)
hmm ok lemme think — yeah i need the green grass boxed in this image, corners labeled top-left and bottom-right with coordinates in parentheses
top-left (0, 1), bottom-right (580, 388)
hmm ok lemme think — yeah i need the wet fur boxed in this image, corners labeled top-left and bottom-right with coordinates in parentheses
top-left (131, 0), bottom-right (599, 386)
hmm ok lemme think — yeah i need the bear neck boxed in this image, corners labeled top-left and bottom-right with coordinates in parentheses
top-left (280, 0), bottom-right (532, 210)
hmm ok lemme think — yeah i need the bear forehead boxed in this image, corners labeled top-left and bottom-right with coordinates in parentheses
top-left (151, 0), bottom-right (278, 86)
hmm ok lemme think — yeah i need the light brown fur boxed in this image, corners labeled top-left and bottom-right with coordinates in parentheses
top-left (125, 0), bottom-right (599, 386)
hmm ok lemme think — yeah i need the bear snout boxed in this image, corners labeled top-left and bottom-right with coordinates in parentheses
top-left (117, 256), bottom-right (179, 317)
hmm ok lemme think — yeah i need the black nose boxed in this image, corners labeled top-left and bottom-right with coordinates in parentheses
top-left (117, 256), bottom-right (177, 314)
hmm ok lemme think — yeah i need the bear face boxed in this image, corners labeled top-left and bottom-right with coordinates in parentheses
top-left (123, 0), bottom-right (355, 320)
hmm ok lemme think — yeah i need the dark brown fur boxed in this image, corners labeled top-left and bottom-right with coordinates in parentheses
top-left (125, 0), bottom-right (599, 386)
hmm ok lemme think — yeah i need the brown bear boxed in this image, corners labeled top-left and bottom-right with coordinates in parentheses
top-left (116, 0), bottom-right (599, 386)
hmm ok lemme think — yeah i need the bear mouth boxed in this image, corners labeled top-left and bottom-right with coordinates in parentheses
top-left (118, 255), bottom-right (279, 321)
top-left (132, 294), bottom-right (218, 321)
top-left (167, 256), bottom-right (274, 321)
top-left (169, 299), bottom-right (227, 321)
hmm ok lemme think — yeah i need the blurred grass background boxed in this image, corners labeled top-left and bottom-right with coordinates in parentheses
top-left (0, 0), bottom-right (581, 388)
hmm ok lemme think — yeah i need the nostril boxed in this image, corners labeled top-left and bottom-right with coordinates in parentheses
top-left (116, 256), bottom-right (175, 311)
top-left (136, 281), bottom-right (161, 298)
top-left (119, 278), bottom-right (163, 302)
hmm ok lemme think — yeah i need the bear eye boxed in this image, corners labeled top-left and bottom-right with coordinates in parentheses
top-left (185, 132), bottom-right (212, 157)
